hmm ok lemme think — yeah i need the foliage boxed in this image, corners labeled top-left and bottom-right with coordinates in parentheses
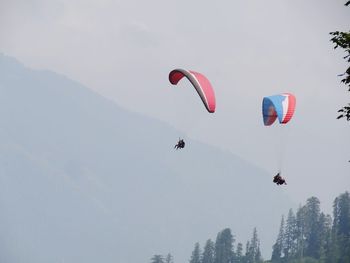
top-left (331, 192), bottom-right (350, 262)
top-left (245, 228), bottom-right (263, 263)
top-left (149, 192), bottom-right (350, 263)
top-left (151, 255), bottom-right (164, 263)
top-left (271, 216), bottom-right (284, 262)
top-left (235, 243), bottom-right (244, 263)
top-left (165, 253), bottom-right (174, 263)
top-left (202, 239), bottom-right (215, 263)
top-left (330, 3), bottom-right (350, 120)
top-left (214, 228), bottom-right (235, 263)
top-left (270, 192), bottom-right (350, 263)
top-left (150, 253), bottom-right (174, 263)
top-left (190, 243), bottom-right (202, 263)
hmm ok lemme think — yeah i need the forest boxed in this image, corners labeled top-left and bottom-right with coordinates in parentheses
top-left (149, 191), bottom-right (350, 263)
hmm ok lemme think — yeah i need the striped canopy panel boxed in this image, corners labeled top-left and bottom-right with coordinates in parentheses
top-left (262, 93), bottom-right (296, 126)
top-left (169, 69), bottom-right (216, 113)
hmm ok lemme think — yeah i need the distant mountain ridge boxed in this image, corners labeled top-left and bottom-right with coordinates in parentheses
top-left (0, 54), bottom-right (293, 263)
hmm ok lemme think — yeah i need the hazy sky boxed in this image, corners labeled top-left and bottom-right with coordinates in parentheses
top-left (1, 0), bottom-right (349, 212)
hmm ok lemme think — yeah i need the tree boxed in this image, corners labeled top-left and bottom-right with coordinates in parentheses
top-left (202, 239), bottom-right (215, 263)
top-left (330, 2), bottom-right (350, 120)
top-left (317, 213), bottom-right (332, 262)
top-left (235, 242), bottom-right (244, 263)
top-left (303, 197), bottom-right (322, 259)
top-left (165, 253), bottom-right (174, 263)
top-left (332, 192), bottom-right (350, 262)
top-left (245, 228), bottom-right (263, 263)
top-left (284, 209), bottom-right (297, 260)
top-left (190, 242), bottom-right (202, 263)
top-left (245, 241), bottom-right (250, 263)
top-left (333, 192), bottom-right (350, 237)
top-left (151, 255), bottom-right (164, 263)
top-left (271, 216), bottom-right (285, 262)
top-left (295, 205), bottom-right (307, 260)
top-left (214, 228), bottom-right (235, 263)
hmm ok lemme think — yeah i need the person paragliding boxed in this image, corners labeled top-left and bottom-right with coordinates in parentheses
top-left (168, 69), bottom-right (216, 150)
top-left (174, 138), bottom-right (185, 150)
top-left (273, 173), bottom-right (287, 185)
top-left (263, 93), bottom-right (296, 185)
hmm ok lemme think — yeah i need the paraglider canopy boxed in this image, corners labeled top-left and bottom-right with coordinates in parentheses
top-left (262, 93), bottom-right (296, 126)
top-left (169, 69), bottom-right (216, 113)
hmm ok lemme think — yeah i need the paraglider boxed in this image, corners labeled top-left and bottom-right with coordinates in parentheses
top-left (273, 173), bottom-right (287, 185)
top-left (174, 138), bottom-right (185, 150)
top-left (262, 93), bottom-right (296, 185)
top-left (262, 93), bottom-right (296, 126)
top-left (168, 69), bottom-right (216, 149)
top-left (168, 69), bottom-right (216, 113)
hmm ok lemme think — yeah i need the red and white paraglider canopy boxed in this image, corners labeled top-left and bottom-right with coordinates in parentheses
top-left (169, 69), bottom-right (216, 113)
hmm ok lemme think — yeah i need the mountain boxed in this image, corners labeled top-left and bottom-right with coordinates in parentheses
top-left (0, 54), bottom-right (293, 263)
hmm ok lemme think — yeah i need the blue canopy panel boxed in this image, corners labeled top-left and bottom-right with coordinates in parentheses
top-left (262, 95), bottom-right (288, 126)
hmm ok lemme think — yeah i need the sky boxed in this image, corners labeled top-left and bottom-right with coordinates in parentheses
top-left (1, 0), bottom-right (349, 213)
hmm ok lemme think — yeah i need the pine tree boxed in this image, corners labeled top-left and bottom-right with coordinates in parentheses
top-left (303, 197), bottom-right (322, 259)
top-left (245, 228), bottom-right (262, 263)
top-left (165, 253), bottom-right (174, 263)
top-left (245, 241), bottom-right (250, 263)
top-left (235, 243), bottom-right (243, 263)
top-left (190, 242), bottom-right (202, 263)
top-left (271, 216), bottom-right (285, 262)
top-left (334, 192), bottom-right (350, 238)
top-left (321, 214), bottom-right (333, 263)
top-left (214, 228), bottom-right (235, 263)
top-left (332, 191), bottom-right (350, 262)
top-left (295, 205), bottom-right (307, 260)
top-left (326, 196), bottom-right (341, 263)
top-left (202, 239), bottom-right (215, 263)
top-left (249, 228), bottom-right (263, 263)
top-left (151, 255), bottom-right (164, 263)
top-left (284, 209), bottom-right (297, 259)
top-left (317, 213), bottom-right (332, 263)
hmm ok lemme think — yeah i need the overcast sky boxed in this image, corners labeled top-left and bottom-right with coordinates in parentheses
top-left (1, 0), bottom-right (349, 212)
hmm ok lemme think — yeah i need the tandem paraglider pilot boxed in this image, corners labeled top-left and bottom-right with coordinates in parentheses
top-left (174, 138), bottom-right (185, 150)
top-left (273, 173), bottom-right (287, 185)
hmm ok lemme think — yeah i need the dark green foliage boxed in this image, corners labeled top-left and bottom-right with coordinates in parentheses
top-left (330, 3), bottom-right (350, 120)
top-left (270, 192), bottom-right (349, 263)
top-left (271, 216), bottom-right (284, 262)
top-left (151, 253), bottom-right (173, 263)
top-left (185, 228), bottom-right (263, 263)
top-left (331, 191), bottom-right (350, 262)
top-left (295, 205), bottom-right (307, 259)
top-left (288, 257), bottom-right (319, 263)
top-left (336, 104), bottom-right (350, 120)
top-left (283, 209), bottom-right (297, 260)
top-left (245, 228), bottom-right (263, 263)
top-left (214, 228), bottom-right (235, 263)
top-left (303, 197), bottom-right (322, 258)
top-left (190, 242), bottom-right (202, 263)
top-left (317, 213), bottom-right (332, 262)
top-left (148, 193), bottom-right (350, 263)
top-left (235, 243), bottom-right (244, 263)
top-left (202, 239), bottom-right (215, 263)
top-left (165, 253), bottom-right (174, 263)
top-left (151, 255), bottom-right (164, 263)
top-left (333, 192), bottom-right (350, 237)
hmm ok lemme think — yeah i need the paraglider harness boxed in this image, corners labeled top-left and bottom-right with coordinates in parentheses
top-left (174, 139), bottom-right (185, 150)
top-left (273, 173), bottom-right (287, 185)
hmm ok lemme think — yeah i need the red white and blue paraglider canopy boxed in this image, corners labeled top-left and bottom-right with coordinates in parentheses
top-left (262, 93), bottom-right (296, 126)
